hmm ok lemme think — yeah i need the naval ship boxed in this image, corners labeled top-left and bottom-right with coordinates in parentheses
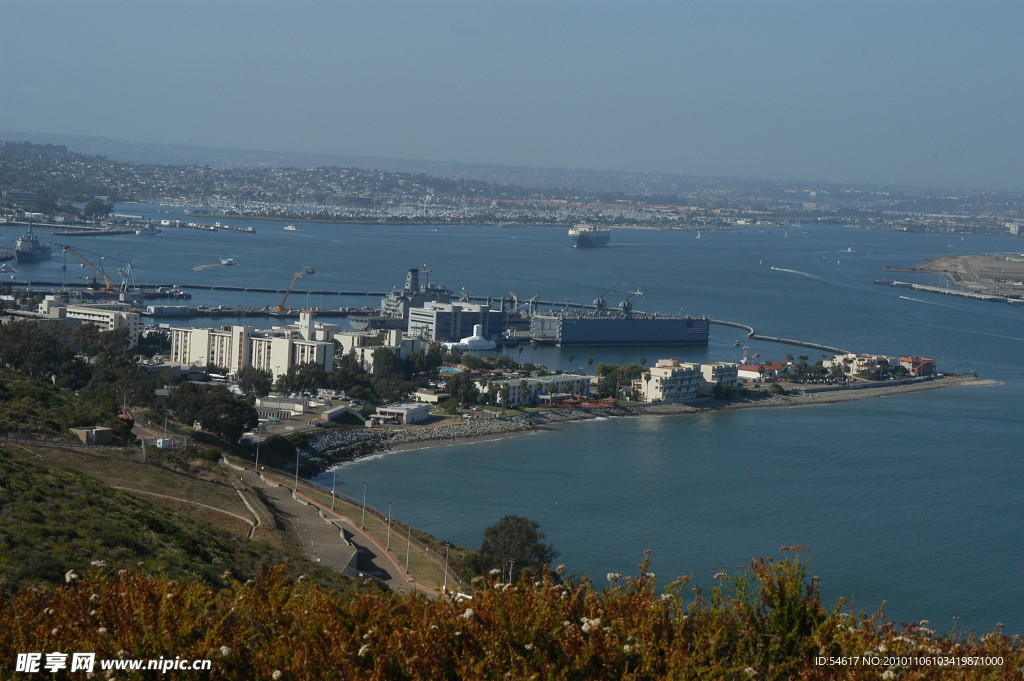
top-left (569, 223), bottom-right (611, 248)
top-left (13, 226), bottom-right (52, 263)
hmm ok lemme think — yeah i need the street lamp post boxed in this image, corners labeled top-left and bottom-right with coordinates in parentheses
top-left (386, 502), bottom-right (393, 551)
top-left (405, 521), bottom-right (411, 573)
top-left (443, 543), bottom-right (450, 592)
top-left (254, 434), bottom-right (260, 474)
top-left (331, 467), bottom-right (337, 510)
top-left (293, 448), bottom-right (300, 500)
top-left (361, 482), bottom-right (367, 529)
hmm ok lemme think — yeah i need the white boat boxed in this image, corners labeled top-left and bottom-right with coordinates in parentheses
top-left (284, 224), bottom-right (298, 231)
top-left (220, 258), bottom-right (236, 266)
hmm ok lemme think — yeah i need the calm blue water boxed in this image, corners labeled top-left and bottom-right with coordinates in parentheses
top-left (8, 209), bottom-right (1022, 631)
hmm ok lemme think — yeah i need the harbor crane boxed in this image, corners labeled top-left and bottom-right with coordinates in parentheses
top-left (620, 285), bottom-right (646, 316)
top-left (593, 283), bottom-right (620, 312)
top-left (277, 265), bottom-right (315, 311)
top-left (59, 244), bottom-right (119, 291)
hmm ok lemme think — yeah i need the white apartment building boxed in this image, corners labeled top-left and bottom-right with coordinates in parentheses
top-left (635, 359), bottom-right (703, 402)
top-left (37, 296), bottom-right (140, 347)
top-left (479, 375), bottom-right (591, 406)
top-left (699, 362), bottom-right (740, 395)
top-left (169, 311), bottom-right (334, 379)
top-left (407, 302), bottom-right (504, 342)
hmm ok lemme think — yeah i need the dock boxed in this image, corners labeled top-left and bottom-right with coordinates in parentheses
top-left (874, 279), bottom-right (1018, 303)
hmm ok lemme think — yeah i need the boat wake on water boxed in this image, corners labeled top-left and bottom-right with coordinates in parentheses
top-left (769, 266), bottom-right (829, 282)
top-left (898, 295), bottom-right (965, 311)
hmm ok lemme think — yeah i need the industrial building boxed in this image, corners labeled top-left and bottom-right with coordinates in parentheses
top-left (408, 301), bottom-right (505, 343)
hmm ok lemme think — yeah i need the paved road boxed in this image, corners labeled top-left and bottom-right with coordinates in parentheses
top-left (231, 465), bottom-right (424, 595)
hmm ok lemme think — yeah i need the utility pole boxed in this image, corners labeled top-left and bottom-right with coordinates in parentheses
top-left (386, 502), bottom-right (393, 551)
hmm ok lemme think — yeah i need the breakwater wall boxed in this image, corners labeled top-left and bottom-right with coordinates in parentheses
top-left (709, 319), bottom-right (851, 355)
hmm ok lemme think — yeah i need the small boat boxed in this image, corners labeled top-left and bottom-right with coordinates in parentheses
top-left (734, 340), bottom-right (741, 347)
top-left (220, 258), bottom-right (236, 266)
top-left (284, 224), bottom-right (298, 232)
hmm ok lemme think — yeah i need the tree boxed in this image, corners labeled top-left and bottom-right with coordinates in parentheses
top-left (236, 367), bottom-right (272, 397)
top-left (370, 347), bottom-right (404, 379)
top-left (82, 199), bottom-right (114, 219)
top-left (275, 362), bottom-right (327, 394)
top-left (566, 353), bottom-right (575, 372)
top-left (439, 399), bottom-right (459, 415)
top-left (586, 356), bottom-right (594, 374)
top-left (516, 345), bottom-right (524, 364)
top-left (464, 515), bottom-right (558, 582)
top-left (529, 339), bottom-right (539, 365)
top-left (168, 382), bottom-right (258, 442)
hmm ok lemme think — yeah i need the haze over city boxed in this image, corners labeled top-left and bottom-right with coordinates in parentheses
top-left (3, 1), bottom-right (1023, 191)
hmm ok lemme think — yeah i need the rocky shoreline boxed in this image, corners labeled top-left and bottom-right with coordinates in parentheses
top-left (299, 375), bottom-right (993, 475)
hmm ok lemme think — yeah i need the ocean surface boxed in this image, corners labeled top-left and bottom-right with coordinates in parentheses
top-left (6, 209), bottom-right (1022, 632)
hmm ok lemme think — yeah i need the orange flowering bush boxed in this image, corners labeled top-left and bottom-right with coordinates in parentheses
top-left (2, 550), bottom-right (1021, 680)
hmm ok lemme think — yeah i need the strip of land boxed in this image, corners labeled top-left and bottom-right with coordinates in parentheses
top-left (305, 375), bottom-right (994, 469)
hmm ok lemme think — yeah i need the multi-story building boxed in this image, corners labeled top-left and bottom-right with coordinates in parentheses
top-left (169, 310), bottom-right (333, 380)
top-left (407, 302), bottom-right (504, 343)
top-left (699, 362), bottom-right (740, 395)
top-left (37, 296), bottom-right (140, 347)
top-left (635, 358), bottom-right (702, 402)
top-left (479, 375), bottom-right (591, 406)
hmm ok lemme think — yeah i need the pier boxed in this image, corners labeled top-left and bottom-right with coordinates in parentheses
top-left (874, 279), bottom-right (1020, 304)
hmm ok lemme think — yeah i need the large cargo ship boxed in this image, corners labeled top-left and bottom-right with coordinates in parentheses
top-left (13, 226), bottom-right (52, 263)
top-left (569, 223), bottom-right (610, 248)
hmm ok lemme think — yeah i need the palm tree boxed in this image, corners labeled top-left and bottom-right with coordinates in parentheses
top-left (529, 339), bottom-right (539, 365)
top-left (643, 372), bottom-right (652, 402)
top-left (587, 356), bottom-right (594, 375)
top-left (640, 357), bottom-right (647, 371)
top-left (567, 353), bottom-right (575, 373)
top-left (517, 345), bottom-right (524, 364)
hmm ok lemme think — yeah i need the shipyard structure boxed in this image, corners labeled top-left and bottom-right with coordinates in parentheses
top-left (372, 269), bottom-right (709, 348)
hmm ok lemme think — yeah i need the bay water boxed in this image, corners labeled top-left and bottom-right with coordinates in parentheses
top-left (9, 208), bottom-right (1022, 631)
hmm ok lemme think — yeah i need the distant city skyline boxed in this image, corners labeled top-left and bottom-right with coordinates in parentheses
top-left (2, 1), bottom-right (1023, 191)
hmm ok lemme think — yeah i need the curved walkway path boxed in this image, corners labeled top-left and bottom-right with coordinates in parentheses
top-left (230, 464), bottom-right (432, 597)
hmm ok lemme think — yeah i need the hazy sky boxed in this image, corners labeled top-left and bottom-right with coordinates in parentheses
top-left (3, 1), bottom-right (1023, 190)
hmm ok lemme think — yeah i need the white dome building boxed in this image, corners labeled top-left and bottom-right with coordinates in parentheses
top-left (443, 324), bottom-right (496, 351)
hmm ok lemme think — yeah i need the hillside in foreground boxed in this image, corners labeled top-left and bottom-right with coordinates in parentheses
top-left (2, 551), bottom-right (1020, 680)
top-left (0, 449), bottom-right (370, 596)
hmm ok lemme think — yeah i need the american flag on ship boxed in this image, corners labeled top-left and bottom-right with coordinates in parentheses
top-left (687, 319), bottom-right (709, 335)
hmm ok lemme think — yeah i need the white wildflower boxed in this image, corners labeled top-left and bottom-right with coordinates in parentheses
top-left (65, 570), bottom-right (79, 583)
top-left (744, 668), bottom-right (757, 677)
top-left (556, 564), bottom-right (565, 575)
top-left (502, 584), bottom-right (513, 592)
top-left (219, 646), bottom-right (231, 657)
top-left (623, 644), bottom-right (632, 653)
top-left (459, 608), bottom-right (475, 620)
top-left (89, 594), bottom-right (99, 602)
top-left (358, 644), bottom-right (371, 657)
top-left (489, 568), bottom-right (503, 577)
top-left (51, 628), bottom-right (60, 635)
top-left (89, 609), bottom-right (98, 616)
top-left (272, 672), bottom-right (283, 680)
top-left (166, 593), bottom-right (175, 599)
top-left (881, 671), bottom-right (895, 681)
top-left (90, 560), bottom-right (106, 568)
top-left (878, 644), bottom-right (887, 653)
top-left (524, 643), bottom-right (534, 651)
top-left (98, 627), bottom-right (108, 634)
top-left (607, 573), bottom-right (622, 582)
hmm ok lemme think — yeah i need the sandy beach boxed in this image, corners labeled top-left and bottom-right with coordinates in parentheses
top-left (301, 375), bottom-right (994, 473)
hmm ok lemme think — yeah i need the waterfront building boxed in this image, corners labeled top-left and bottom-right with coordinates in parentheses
top-left (479, 375), bottom-right (591, 406)
top-left (699, 362), bottom-right (740, 395)
top-left (635, 358), bottom-right (702, 403)
top-left (900, 356), bottom-right (937, 377)
top-left (369, 402), bottom-right (431, 426)
top-left (408, 302), bottom-right (504, 343)
top-left (37, 296), bottom-right (140, 348)
top-left (169, 310), bottom-right (333, 379)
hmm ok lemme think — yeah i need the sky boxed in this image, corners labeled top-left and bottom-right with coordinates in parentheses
top-left (2, 1), bottom-right (1023, 190)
